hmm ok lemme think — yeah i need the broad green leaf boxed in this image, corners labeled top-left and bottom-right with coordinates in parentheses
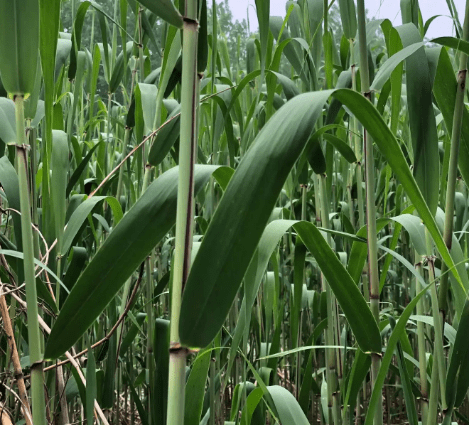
top-left (269, 17), bottom-right (309, 85)
top-left (306, 0), bottom-right (323, 68)
top-left (343, 349), bottom-right (371, 412)
top-left (137, 0), bottom-right (183, 28)
top-left (306, 136), bottom-right (326, 174)
top-left (246, 39), bottom-right (257, 75)
top-left (370, 42), bottom-right (423, 91)
top-left (184, 348), bottom-right (211, 425)
top-left (0, 157), bottom-right (22, 254)
top-left (331, 89), bottom-right (463, 288)
top-left (55, 39), bottom-right (72, 79)
top-left (255, 0), bottom-right (270, 79)
top-left (136, 83), bottom-right (158, 136)
top-left (180, 88), bottom-right (464, 352)
top-left (68, 1), bottom-right (92, 79)
top-left (322, 133), bottom-right (356, 163)
top-left (400, 0), bottom-right (419, 26)
top-left (295, 221), bottom-right (381, 353)
top-left (241, 387), bottom-right (264, 425)
top-left (108, 43), bottom-right (131, 94)
top-left (61, 195), bottom-right (123, 257)
top-left (270, 71), bottom-right (300, 100)
top-left (45, 165), bottom-right (224, 360)
top-left (380, 20), bottom-right (403, 135)
top-left (197, 0), bottom-right (208, 73)
top-left (180, 92), bottom-right (330, 350)
top-left (51, 130), bottom-right (69, 250)
top-left (298, 349), bottom-right (314, 414)
top-left (390, 214), bottom-right (426, 256)
top-left (154, 318), bottom-right (169, 424)
top-left (267, 386), bottom-right (309, 425)
top-left (0, 99), bottom-right (16, 150)
top-left (66, 142), bottom-right (103, 197)
top-left (62, 247), bottom-right (88, 293)
top-left (396, 24), bottom-right (440, 216)
top-left (39, 0), bottom-right (60, 141)
top-left (24, 60), bottom-right (42, 120)
top-left (0, 0), bottom-right (39, 95)
top-left (430, 36), bottom-right (469, 54)
top-left (338, 0), bottom-right (358, 40)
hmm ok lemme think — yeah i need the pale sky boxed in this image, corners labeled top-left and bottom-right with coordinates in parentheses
top-left (227, 0), bottom-right (466, 39)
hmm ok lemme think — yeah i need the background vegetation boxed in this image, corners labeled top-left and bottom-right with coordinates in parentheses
top-left (0, 0), bottom-right (468, 425)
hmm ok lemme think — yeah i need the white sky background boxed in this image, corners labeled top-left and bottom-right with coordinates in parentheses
top-left (226, 0), bottom-right (466, 39)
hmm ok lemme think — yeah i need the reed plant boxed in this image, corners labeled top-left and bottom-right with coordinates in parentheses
top-left (0, 0), bottom-right (467, 424)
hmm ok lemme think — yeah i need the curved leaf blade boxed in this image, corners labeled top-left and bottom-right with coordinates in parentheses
top-left (45, 165), bottom-right (222, 360)
top-left (137, 0), bottom-right (183, 28)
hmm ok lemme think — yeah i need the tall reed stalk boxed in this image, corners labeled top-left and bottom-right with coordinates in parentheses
top-left (439, 0), bottom-right (468, 324)
top-left (166, 1), bottom-right (199, 424)
top-left (15, 95), bottom-right (47, 425)
top-left (356, 1), bottom-right (382, 424)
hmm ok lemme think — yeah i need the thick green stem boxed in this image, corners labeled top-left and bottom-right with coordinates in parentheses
top-left (14, 95), bottom-right (46, 425)
top-left (439, 0), bottom-right (468, 320)
top-left (166, 5), bottom-right (199, 425)
top-left (357, 1), bottom-right (382, 424)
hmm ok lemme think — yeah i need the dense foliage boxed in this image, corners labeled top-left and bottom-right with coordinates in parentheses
top-left (0, 0), bottom-right (468, 425)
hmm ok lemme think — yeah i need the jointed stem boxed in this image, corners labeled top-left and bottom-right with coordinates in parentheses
top-left (166, 3), bottom-right (199, 425)
top-left (14, 95), bottom-right (47, 425)
top-left (357, 1), bottom-right (382, 424)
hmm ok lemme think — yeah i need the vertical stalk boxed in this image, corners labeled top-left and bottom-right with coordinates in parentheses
top-left (425, 232), bottom-right (447, 413)
top-left (438, 0), bottom-right (468, 324)
top-left (349, 40), bottom-right (364, 230)
top-left (166, 1), bottom-right (199, 424)
top-left (14, 95), bottom-right (47, 425)
top-left (426, 344), bottom-right (440, 425)
top-left (145, 254), bottom-right (155, 423)
top-left (356, 1), bottom-right (382, 424)
top-left (414, 252), bottom-right (429, 424)
top-left (28, 126), bottom-right (40, 259)
top-left (319, 174), bottom-right (340, 425)
top-left (295, 184), bottom-right (308, 398)
top-left (116, 127), bottom-right (131, 201)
